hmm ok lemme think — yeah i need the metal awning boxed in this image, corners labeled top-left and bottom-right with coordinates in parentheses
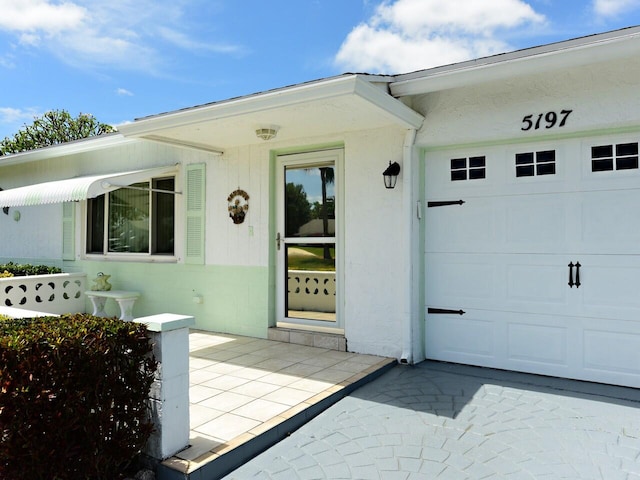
top-left (0, 165), bottom-right (177, 208)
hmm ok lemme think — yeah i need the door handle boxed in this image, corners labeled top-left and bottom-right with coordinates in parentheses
top-left (568, 262), bottom-right (574, 288)
top-left (568, 261), bottom-right (581, 288)
top-left (276, 232), bottom-right (281, 251)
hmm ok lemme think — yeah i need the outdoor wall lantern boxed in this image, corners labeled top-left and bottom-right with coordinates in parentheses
top-left (255, 126), bottom-right (279, 141)
top-left (383, 161), bottom-right (401, 189)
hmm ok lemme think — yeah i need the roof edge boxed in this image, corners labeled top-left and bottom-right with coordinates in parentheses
top-left (0, 133), bottom-right (135, 168)
top-left (118, 74), bottom-right (423, 137)
top-left (390, 25), bottom-right (640, 96)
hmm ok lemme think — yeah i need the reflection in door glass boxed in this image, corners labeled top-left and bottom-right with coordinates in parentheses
top-left (285, 166), bottom-right (335, 237)
top-left (286, 243), bottom-right (336, 322)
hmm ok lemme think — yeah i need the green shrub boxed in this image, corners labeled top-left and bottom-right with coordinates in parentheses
top-left (0, 315), bottom-right (157, 479)
top-left (0, 261), bottom-right (62, 276)
top-left (0, 314), bottom-right (9, 321)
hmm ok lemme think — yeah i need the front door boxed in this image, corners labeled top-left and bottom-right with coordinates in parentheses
top-left (276, 150), bottom-right (343, 330)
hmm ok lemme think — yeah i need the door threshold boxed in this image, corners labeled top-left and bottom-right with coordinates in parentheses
top-left (270, 324), bottom-right (346, 351)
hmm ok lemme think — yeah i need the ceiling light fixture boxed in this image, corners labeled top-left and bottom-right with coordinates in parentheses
top-left (255, 126), bottom-right (279, 141)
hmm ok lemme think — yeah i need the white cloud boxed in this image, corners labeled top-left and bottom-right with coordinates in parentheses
top-left (335, 0), bottom-right (545, 74)
top-left (0, 107), bottom-right (41, 136)
top-left (593, 0), bottom-right (639, 16)
top-left (0, 0), bottom-right (86, 33)
top-left (116, 88), bottom-right (134, 96)
top-left (0, 0), bottom-right (242, 74)
top-left (157, 27), bottom-right (243, 55)
top-left (0, 54), bottom-right (15, 69)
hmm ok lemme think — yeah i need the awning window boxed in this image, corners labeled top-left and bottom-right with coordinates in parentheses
top-left (0, 166), bottom-right (178, 208)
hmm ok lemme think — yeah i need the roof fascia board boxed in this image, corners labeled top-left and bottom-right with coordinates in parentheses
top-left (0, 134), bottom-right (136, 168)
top-left (352, 76), bottom-right (424, 129)
top-left (118, 76), bottom-right (365, 135)
top-left (119, 75), bottom-right (423, 137)
top-left (390, 26), bottom-right (640, 97)
top-left (142, 135), bottom-right (224, 154)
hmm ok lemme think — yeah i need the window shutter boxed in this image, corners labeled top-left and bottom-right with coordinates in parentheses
top-left (185, 163), bottom-right (206, 264)
top-left (62, 202), bottom-right (75, 261)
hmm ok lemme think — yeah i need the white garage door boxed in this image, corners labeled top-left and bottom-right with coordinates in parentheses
top-left (425, 136), bottom-right (640, 387)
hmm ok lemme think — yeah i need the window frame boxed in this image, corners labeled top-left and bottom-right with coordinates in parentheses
top-left (591, 142), bottom-right (639, 172)
top-left (450, 156), bottom-right (486, 182)
top-left (85, 175), bottom-right (177, 261)
top-left (515, 150), bottom-right (556, 178)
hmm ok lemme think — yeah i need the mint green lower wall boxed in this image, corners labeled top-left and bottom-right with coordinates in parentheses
top-left (67, 261), bottom-right (271, 338)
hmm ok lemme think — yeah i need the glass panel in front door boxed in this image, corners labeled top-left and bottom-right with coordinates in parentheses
top-left (285, 165), bottom-right (336, 322)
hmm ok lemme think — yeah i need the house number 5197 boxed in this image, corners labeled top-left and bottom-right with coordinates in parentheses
top-left (521, 109), bottom-right (572, 131)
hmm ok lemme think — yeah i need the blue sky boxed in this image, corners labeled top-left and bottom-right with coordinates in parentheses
top-left (1, 0), bottom-right (640, 140)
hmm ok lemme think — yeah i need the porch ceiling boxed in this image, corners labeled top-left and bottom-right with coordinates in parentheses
top-left (117, 75), bottom-right (424, 152)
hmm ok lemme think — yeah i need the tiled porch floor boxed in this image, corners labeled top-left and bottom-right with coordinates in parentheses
top-left (160, 330), bottom-right (396, 478)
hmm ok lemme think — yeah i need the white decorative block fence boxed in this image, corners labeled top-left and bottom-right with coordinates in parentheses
top-left (288, 270), bottom-right (335, 312)
top-left (0, 273), bottom-right (87, 315)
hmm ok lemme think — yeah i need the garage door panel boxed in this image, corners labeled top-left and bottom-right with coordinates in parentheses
top-left (426, 254), bottom-right (498, 308)
top-left (428, 253), bottom-right (572, 314)
top-left (584, 329), bottom-right (640, 382)
top-left (577, 257), bottom-right (640, 320)
top-left (507, 322), bottom-right (567, 366)
top-left (427, 309), bottom-right (574, 375)
top-left (505, 195), bottom-right (569, 252)
top-left (425, 312), bottom-right (496, 361)
top-left (506, 263), bottom-right (568, 305)
top-left (579, 189), bottom-right (640, 254)
top-left (427, 193), bottom-right (572, 254)
top-left (426, 198), bottom-right (497, 253)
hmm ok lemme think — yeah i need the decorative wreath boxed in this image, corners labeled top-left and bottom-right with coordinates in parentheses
top-left (227, 189), bottom-right (249, 224)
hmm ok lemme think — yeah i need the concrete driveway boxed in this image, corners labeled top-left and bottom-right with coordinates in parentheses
top-left (223, 360), bottom-right (640, 479)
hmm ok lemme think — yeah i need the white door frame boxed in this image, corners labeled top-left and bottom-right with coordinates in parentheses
top-left (276, 149), bottom-right (344, 331)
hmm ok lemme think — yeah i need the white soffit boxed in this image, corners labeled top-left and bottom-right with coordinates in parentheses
top-left (390, 26), bottom-right (640, 97)
top-left (117, 75), bottom-right (424, 150)
top-left (0, 165), bottom-right (177, 208)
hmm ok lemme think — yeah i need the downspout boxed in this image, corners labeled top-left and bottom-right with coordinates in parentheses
top-left (400, 127), bottom-right (418, 365)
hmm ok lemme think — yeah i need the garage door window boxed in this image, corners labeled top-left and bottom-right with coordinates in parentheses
top-left (591, 142), bottom-right (639, 172)
top-left (450, 156), bottom-right (486, 181)
top-left (515, 150), bottom-right (556, 177)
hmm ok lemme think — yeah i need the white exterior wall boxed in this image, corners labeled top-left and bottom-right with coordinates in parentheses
top-left (0, 204), bottom-right (61, 261)
top-left (205, 143), bottom-right (271, 268)
top-left (414, 56), bottom-right (640, 148)
top-left (342, 127), bottom-right (408, 357)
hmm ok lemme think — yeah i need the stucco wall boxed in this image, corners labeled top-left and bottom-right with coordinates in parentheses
top-left (342, 127), bottom-right (407, 357)
top-left (413, 56), bottom-right (640, 149)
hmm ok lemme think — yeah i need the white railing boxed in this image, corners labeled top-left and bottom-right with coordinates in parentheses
top-left (0, 273), bottom-right (87, 315)
top-left (288, 270), bottom-right (335, 312)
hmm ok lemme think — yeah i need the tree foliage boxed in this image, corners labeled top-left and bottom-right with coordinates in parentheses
top-left (285, 182), bottom-right (311, 237)
top-left (0, 109), bottom-right (116, 155)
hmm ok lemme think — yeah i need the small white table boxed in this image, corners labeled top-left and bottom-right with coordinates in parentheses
top-left (85, 290), bottom-right (140, 321)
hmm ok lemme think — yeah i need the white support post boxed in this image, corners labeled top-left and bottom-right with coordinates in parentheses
top-left (134, 313), bottom-right (195, 460)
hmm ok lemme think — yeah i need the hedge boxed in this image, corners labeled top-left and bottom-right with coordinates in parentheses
top-left (0, 314), bottom-right (157, 479)
top-left (0, 261), bottom-right (62, 276)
